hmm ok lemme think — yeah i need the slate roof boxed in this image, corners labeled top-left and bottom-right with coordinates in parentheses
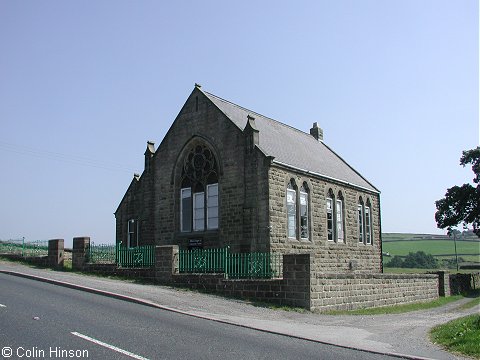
top-left (201, 89), bottom-right (379, 193)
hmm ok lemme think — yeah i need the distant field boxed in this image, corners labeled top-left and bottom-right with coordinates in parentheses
top-left (382, 232), bottom-right (478, 241)
top-left (382, 233), bottom-right (480, 265)
top-left (383, 267), bottom-right (477, 274)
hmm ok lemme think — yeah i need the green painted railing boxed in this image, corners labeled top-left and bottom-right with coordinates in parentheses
top-left (226, 252), bottom-right (283, 279)
top-left (88, 242), bottom-right (116, 264)
top-left (116, 243), bottom-right (155, 268)
top-left (87, 242), bottom-right (155, 268)
top-left (178, 247), bottom-right (283, 279)
top-left (0, 238), bottom-right (48, 257)
top-left (24, 240), bottom-right (49, 257)
top-left (179, 247), bottom-right (228, 273)
top-left (0, 239), bottom-right (25, 256)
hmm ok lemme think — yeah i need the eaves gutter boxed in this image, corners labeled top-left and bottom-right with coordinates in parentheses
top-left (271, 160), bottom-right (381, 195)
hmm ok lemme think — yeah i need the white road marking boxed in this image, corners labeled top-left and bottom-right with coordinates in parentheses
top-left (71, 332), bottom-right (149, 360)
top-left (0, 304), bottom-right (6, 308)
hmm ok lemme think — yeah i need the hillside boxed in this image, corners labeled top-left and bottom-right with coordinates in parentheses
top-left (381, 232), bottom-right (480, 269)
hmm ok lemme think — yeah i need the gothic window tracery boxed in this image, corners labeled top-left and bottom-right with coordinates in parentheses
top-left (180, 143), bottom-right (219, 232)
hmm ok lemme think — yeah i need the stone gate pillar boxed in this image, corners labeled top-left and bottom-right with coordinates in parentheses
top-left (155, 245), bottom-right (179, 284)
top-left (48, 239), bottom-right (64, 269)
top-left (72, 237), bottom-right (90, 271)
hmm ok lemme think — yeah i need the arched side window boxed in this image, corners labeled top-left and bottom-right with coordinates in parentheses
top-left (299, 183), bottom-right (309, 240)
top-left (286, 180), bottom-right (310, 240)
top-left (357, 197), bottom-right (373, 245)
top-left (336, 191), bottom-right (345, 243)
top-left (286, 180), bottom-right (297, 239)
top-left (326, 189), bottom-right (345, 243)
top-left (365, 199), bottom-right (372, 245)
top-left (180, 143), bottom-right (218, 232)
top-left (326, 189), bottom-right (335, 241)
top-left (358, 197), bottom-right (364, 243)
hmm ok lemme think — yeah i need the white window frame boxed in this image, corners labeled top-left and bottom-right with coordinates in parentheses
top-left (336, 199), bottom-right (344, 243)
top-left (299, 190), bottom-right (309, 240)
top-left (287, 188), bottom-right (297, 239)
top-left (193, 192), bottom-right (205, 231)
top-left (127, 219), bottom-right (138, 248)
top-left (180, 187), bottom-right (192, 232)
top-left (365, 206), bottom-right (372, 245)
top-left (207, 183), bottom-right (219, 230)
top-left (358, 204), bottom-right (364, 243)
top-left (326, 197), bottom-right (334, 241)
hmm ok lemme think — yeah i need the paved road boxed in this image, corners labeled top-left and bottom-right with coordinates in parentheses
top-left (1, 260), bottom-right (477, 360)
top-left (0, 273), bottom-right (398, 360)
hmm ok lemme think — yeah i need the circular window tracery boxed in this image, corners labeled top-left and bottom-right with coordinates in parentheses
top-left (181, 143), bottom-right (218, 189)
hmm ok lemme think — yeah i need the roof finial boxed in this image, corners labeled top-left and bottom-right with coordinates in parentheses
top-left (195, 83), bottom-right (202, 88)
top-left (310, 122), bottom-right (323, 142)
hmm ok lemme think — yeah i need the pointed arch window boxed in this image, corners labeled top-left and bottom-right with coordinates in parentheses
top-left (358, 197), bottom-right (364, 244)
top-left (358, 197), bottom-right (373, 245)
top-left (326, 189), bottom-right (344, 243)
top-left (326, 189), bottom-right (335, 241)
top-left (365, 199), bottom-right (372, 245)
top-left (180, 143), bottom-right (219, 232)
top-left (336, 192), bottom-right (345, 243)
top-left (286, 181), bottom-right (297, 239)
top-left (299, 184), bottom-right (309, 240)
top-left (286, 180), bottom-right (310, 240)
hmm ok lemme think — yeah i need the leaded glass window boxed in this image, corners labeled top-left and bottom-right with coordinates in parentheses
top-left (300, 185), bottom-right (309, 240)
top-left (358, 198), bottom-right (364, 243)
top-left (180, 142), bottom-right (218, 232)
top-left (365, 200), bottom-right (372, 245)
top-left (207, 184), bottom-right (219, 229)
top-left (326, 196), bottom-right (334, 241)
top-left (287, 183), bottom-right (297, 238)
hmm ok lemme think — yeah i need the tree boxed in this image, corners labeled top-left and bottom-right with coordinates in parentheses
top-left (402, 251), bottom-right (438, 269)
top-left (385, 255), bottom-right (404, 268)
top-left (435, 147), bottom-right (480, 237)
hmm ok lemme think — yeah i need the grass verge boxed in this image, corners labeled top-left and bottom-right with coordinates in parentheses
top-left (383, 267), bottom-right (479, 274)
top-left (324, 295), bottom-right (465, 315)
top-left (430, 314), bottom-right (480, 359)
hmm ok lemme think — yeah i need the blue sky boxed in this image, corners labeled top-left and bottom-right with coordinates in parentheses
top-left (0, 1), bottom-right (478, 247)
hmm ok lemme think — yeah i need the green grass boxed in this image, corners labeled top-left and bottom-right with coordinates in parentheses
top-left (430, 314), bottom-right (480, 358)
top-left (63, 259), bottom-right (72, 270)
top-left (383, 240), bottom-right (479, 258)
top-left (325, 295), bottom-right (464, 315)
top-left (383, 267), bottom-right (477, 274)
top-left (383, 233), bottom-right (479, 241)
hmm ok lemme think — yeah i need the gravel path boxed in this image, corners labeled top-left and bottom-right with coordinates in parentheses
top-left (1, 260), bottom-right (478, 360)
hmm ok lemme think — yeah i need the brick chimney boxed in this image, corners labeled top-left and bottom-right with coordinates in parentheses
top-left (310, 122), bottom-right (323, 141)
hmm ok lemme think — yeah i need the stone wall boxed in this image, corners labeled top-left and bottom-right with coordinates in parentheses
top-left (154, 246), bottom-right (442, 311)
top-left (72, 237), bottom-right (155, 279)
top-left (449, 272), bottom-right (480, 294)
top-left (268, 165), bottom-right (382, 273)
top-left (156, 245), bottom-right (310, 309)
top-left (310, 273), bottom-right (439, 311)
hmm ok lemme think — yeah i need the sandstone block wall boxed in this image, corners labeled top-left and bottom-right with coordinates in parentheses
top-left (154, 247), bottom-right (442, 311)
top-left (268, 166), bottom-right (382, 273)
top-left (310, 273), bottom-right (439, 311)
